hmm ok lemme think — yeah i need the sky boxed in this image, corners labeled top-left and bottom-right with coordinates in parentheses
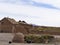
top-left (0, 0), bottom-right (60, 27)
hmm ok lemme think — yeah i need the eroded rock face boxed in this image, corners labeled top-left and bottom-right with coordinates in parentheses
top-left (12, 32), bottom-right (25, 43)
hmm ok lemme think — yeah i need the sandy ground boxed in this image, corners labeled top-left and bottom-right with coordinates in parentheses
top-left (0, 42), bottom-right (58, 45)
top-left (0, 33), bottom-right (60, 45)
top-left (0, 41), bottom-right (9, 45)
top-left (11, 43), bottom-right (55, 45)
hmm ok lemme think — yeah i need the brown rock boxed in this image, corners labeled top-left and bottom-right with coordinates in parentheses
top-left (12, 32), bottom-right (24, 43)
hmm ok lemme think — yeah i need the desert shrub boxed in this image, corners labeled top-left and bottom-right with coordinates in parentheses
top-left (24, 34), bottom-right (54, 43)
top-left (24, 34), bottom-right (35, 43)
top-left (40, 35), bottom-right (54, 43)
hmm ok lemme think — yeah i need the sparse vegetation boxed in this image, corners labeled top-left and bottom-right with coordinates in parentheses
top-left (24, 34), bottom-right (54, 43)
top-left (36, 26), bottom-right (60, 31)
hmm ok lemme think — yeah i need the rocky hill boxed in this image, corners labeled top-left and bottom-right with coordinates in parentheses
top-left (0, 17), bottom-right (60, 35)
top-left (17, 22), bottom-right (60, 35)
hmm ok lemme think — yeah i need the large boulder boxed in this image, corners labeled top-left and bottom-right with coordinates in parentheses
top-left (12, 32), bottom-right (24, 43)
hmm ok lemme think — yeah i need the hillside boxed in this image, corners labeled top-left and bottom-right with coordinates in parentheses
top-left (33, 25), bottom-right (60, 35)
top-left (17, 23), bottom-right (60, 35)
top-left (0, 17), bottom-right (60, 35)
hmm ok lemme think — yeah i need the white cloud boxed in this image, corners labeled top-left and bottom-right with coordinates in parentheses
top-left (32, 0), bottom-right (51, 3)
top-left (0, 0), bottom-right (60, 8)
top-left (32, 0), bottom-right (60, 8)
top-left (0, 1), bottom-right (60, 27)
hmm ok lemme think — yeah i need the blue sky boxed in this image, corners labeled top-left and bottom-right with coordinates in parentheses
top-left (0, 0), bottom-right (60, 27)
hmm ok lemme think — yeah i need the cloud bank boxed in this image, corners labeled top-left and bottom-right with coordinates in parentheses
top-left (0, 0), bottom-right (60, 27)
